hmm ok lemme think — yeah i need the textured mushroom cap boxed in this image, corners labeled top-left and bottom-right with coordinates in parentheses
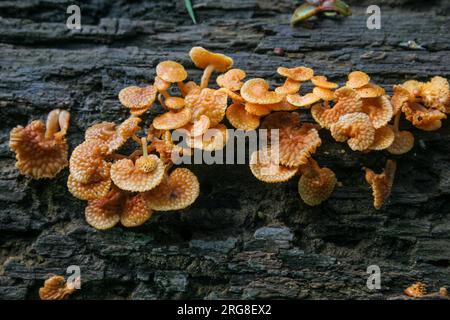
top-left (118, 85), bottom-right (157, 109)
top-left (108, 117), bottom-right (142, 153)
top-left (120, 193), bottom-right (153, 227)
top-left (244, 102), bottom-right (272, 116)
top-left (421, 76), bottom-right (450, 112)
top-left (153, 107), bottom-right (192, 130)
top-left (9, 120), bottom-right (68, 179)
top-left (311, 88), bottom-right (363, 129)
top-left (187, 124), bottom-right (229, 151)
top-left (145, 168), bottom-right (200, 211)
top-left (110, 156), bottom-right (165, 192)
top-left (369, 126), bottom-right (395, 151)
top-left (277, 66), bottom-right (314, 82)
top-left (240, 78), bottom-right (284, 105)
top-left (275, 78), bottom-right (301, 95)
top-left (364, 160), bottom-right (396, 210)
top-left (404, 282), bottom-right (427, 298)
top-left (311, 76), bottom-right (338, 89)
top-left (331, 112), bottom-right (375, 151)
top-left (402, 102), bottom-right (446, 131)
top-left (312, 87), bottom-right (335, 101)
top-left (346, 71), bottom-right (370, 89)
top-left (185, 88), bottom-right (228, 126)
top-left (298, 166), bottom-right (337, 206)
top-left (286, 93), bottom-right (321, 107)
top-left (69, 140), bottom-right (109, 183)
top-left (216, 68), bottom-right (246, 91)
top-left (261, 111), bottom-right (300, 130)
top-left (279, 124), bottom-right (321, 167)
top-left (403, 80), bottom-right (423, 96)
top-left (39, 275), bottom-right (75, 300)
top-left (190, 115), bottom-right (211, 137)
top-left (165, 96), bottom-right (185, 110)
top-left (226, 103), bottom-right (260, 131)
top-left (85, 193), bottom-right (121, 230)
top-left (189, 47), bottom-right (233, 72)
top-left (129, 106), bottom-right (148, 116)
top-left (67, 173), bottom-right (111, 201)
top-left (156, 60), bottom-right (188, 83)
top-left (249, 148), bottom-right (298, 183)
top-left (361, 95), bottom-right (394, 129)
top-left (386, 130), bottom-right (414, 155)
top-left (356, 83), bottom-right (385, 98)
top-left (391, 85), bottom-right (412, 115)
top-left (154, 76), bottom-right (171, 92)
top-left (135, 155), bottom-right (159, 173)
top-left (85, 122), bottom-right (116, 143)
top-left (267, 99), bottom-right (299, 111)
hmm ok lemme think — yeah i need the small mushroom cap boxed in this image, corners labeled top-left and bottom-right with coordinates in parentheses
top-left (249, 148), bottom-right (298, 183)
top-left (275, 78), bottom-right (301, 95)
top-left (110, 156), bottom-right (165, 192)
top-left (277, 66), bottom-right (314, 82)
top-left (226, 103), bottom-right (260, 131)
top-left (361, 95), bottom-right (394, 129)
top-left (298, 165), bottom-right (337, 206)
top-left (85, 122), bottom-right (116, 143)
top-left (135, 155), bottom-right (159, 173)
top-left (279, 124), bottom-right (322, 167)
top-left (130, 106), bottom-right (149, 116)
top-left (386, 130), bottom-right (414, 155)
top-left (69, 140), bottom-right (110, 183)
top-left (245, 102), bottom-right (272, 116)
top-left (331, 112), bottom-right (375, 151)
top-left (154, 76), bottom-right (171, 92)
top-left (191, 115), bottom-right (211, 137)
top-left (404, 282), bottom-right (427, 298)
top-left (118, 85), bottom-right (157, 109)
top-left (9, 120), bottom-right (68, 179)
top-left (240, 78), bottom-right (284, 105)
top-left (312, 87), bottom-right (335, 101)
top-left (268, 98), bottom-right (300, 111)
top-left (216, 68), bottom-right (246, 91)
top-left (153, 107), bottom-right (192, 130)
top-left (261, 111), bottom-right (300, 130)
top-left (156, 60), bottom-right (188, 83)
top-left (85, 193), bottom-right (121, 230)
top-left (120, 193), bottom-right (153, 227)
top-left (311, 87), bottom-right (363, 129)
top-left (108, 117), bottom-right (142, 153)
top-left (165, 96), bottom-right (185, 110)
top-left (391, 85), bottom-right (411, 115)
top-left (420, 76), bottom-right (450, 112)
top-left (67, 173), bottom-right (111, 201)
top-left (311, 76), bottom-right (338, 89)
top-left (39, 275), bottom-right (75, 300)
top-left (356, 83), bottom-right (385, 98)
top-left (364, 160), bottom-right (396, 210)
top-left (346, 71), bottom-right (370, 89)
top-left (180, 81), bottom-right (200, 97)
top-left (403, 80), bottom-right (423, 96)
top-left (286, 93), bottom-right (321, 107)
top-left (402, 102), bottom-right (446, 131)
top-left (187, 124), bottom-right (229, 151)
top-left (145, 168), bottom-right (200, 211)
top-left (368, 126), bottom-right (395, 151)
top-left (189, 47), bottom-right (233, 72)
top-left (185, 88), bottom-right (228, 126)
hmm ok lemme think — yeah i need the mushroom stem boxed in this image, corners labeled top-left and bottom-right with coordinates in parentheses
top-left (141, 137), bottom-right (148, 157)
top-left (200, 64), bottom-right (215, 89)
top-left (132, 134), bottom-right (142, 145)
top-left (177, 81), bottom-right (188, 96)
top-left (160, 90), bottom-right (171, 99)
top-left (58, 110), bottom-right (70, 137)
top-left (393, 112), bottom-right (401, 133)
top-left (45, 109), bottom-right (61, 139)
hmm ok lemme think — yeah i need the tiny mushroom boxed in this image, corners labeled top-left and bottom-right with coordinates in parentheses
top-left (249, 148), bottom-right (298, 183)
top-left (118, 85), bottom-right (157, 115)
top-left (346, 71), bottom-right (370, 89)
top-left (364, 159), bottom-right (396, 210)
top-left (185, 88), bottom-right (228, 126)
top-left (240, 78), bottom-right (284, 105)
top-left (386, 113), bottom-right (414, 155)
top-left (330, 112), bottom-right (375, 151)
top-left (226, 102), bottom-right (260, 131)
top-left (39, 275), bottom-right (75, 300)
top-left (216, 68), bottom-right (246, 91)
top-left (153, 107), bottom-right (192, 130)
top-left (298, 159), bottom-right (337, 206)
top-left (189, 47), bottom-right (233, 88)
top-left (108, 117), bottom-right (142, 154)
top-left (404, 282), bottom-right (427, 298)
top-left (277, 66), bottom-right (314, 82)
top-left (156, 60), bottom-right (188, 96)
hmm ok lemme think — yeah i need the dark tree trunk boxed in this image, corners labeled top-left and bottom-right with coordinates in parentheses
top-left (0, 0), bottom-right (449, 299)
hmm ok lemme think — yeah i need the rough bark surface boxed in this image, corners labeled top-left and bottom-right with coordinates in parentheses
top-left (0, 0), bottom-right (449, 300)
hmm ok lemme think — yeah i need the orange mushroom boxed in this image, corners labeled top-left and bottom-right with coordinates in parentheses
top-left (156, 60), bottom-right (188, 83)
top-left (189, 47), bottom-right (233, 89)
top-left (9, 109), bottom-right (70, 179)
top-left (386, 113), bottom-right (414, 155)
top-left (312, 87), bottom-right (335, 102)
top-left (165, 96), bottom-right (186, 110)
top-left (346, 71), bottom-right (370, 89)
top-left (244, 102), bottom-right (272, 116)
top-left (217, 87), bottom-right (245, 103)
top-left (240, 78), bottom-right (284, 105)
top-left (249, 148), bottom-right (298, 183)
top-left (404, 282), bottom-right (427, 298)
top-left (364, 159), bottom-right (396, 210)
top-left (420, 76), bottom-right (450, 113)
top-left (226, 103), bottom-right (260, 131)
top-left (275, 78), bottom-right (301, 95)
top-left (187, 124), bottom-right (229, 151)
top-left (118, 85), bottom-right (157, 114)
top-left (277, 66), bottom-right (314, 82)
top-left (402, 102), bottom-right (446, 131)
top-left (361, 95), bottom-right (394, 129)
top-left (153, 107), bottom-right (192, 130)
top-left (145, 168), bottom-right (200, 211)
top-left (286, 93), bottom-right (321, 108)
top-left (311, 76), bottom-right (338, 89)
top-left (185, 88), bottom-right (228, 126)
top-left (69, 140), bottom-right (110, 184)
top-left (120, 193), bottom-right (153, 227)
top-left (216, 68), bottom-right (246, 91)
top-left (67, 170), bottom-right (111, 201)
top-left (84, 190), bottom-right (122, 230)
top-left (298, 159), bottom-right (337, 206)
top-left (39, 275), bottom-right (75, 300)
top-left (368, 126), bottom-right (395, 151)
top-left (85, 122), bottom-right (116, 144)
top-left (260, 111), bottom-right (300, 130)
top-left (108, 117), bottom-right (142, 153)
top-left (356, 83), bottom-right (385, 98)
top-left (330, 112), bottom-right (375, 151)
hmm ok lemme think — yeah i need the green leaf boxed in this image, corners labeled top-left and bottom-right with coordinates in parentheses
top-left (184, 0), bottom-right (197, 24)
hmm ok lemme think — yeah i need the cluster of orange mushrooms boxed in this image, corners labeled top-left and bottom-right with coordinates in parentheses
top-left (9, 47), bottom-right (450, 230)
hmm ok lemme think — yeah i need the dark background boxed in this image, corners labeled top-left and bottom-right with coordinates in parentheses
top-left (0, 0), bottom-right (449, 299)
